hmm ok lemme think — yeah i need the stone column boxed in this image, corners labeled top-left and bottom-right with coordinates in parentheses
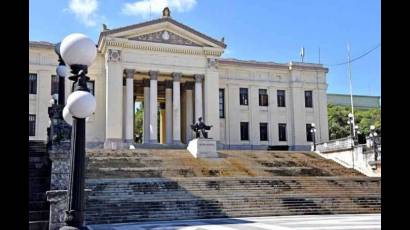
top-left (36, 70), bottom-right (52, 141)
top-left (194, 74), bottom-right (204, 122)
top-left (289, 69), bottom-right (305, 150)
top-left (172, 72), bottom-right (182, 144)
top-left (104, 49), bottom-right (123, 149)
top-left (204, 59), bottom-right (220, 141)
top-left (143, 79), bottom-right (150, 143)
top-left (149, 71), bottom-right (158, 143)
top-left (124, 69), bottom-right (135, 144)
top-left (184, 82), bottom-right (194, 143)
top-left (165, 80), bottom-right (173, 144)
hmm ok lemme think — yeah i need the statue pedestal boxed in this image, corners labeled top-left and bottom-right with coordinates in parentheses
top-left (187, 138), bottom-right (218, 158)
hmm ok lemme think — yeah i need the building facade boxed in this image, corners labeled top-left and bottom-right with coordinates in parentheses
top-left (327, 93), bottom-right (381, 109)
top-left (29, 10), bottom-right (329, 150)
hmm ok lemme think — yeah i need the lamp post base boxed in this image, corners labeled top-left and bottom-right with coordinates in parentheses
top-left (59, 226), bottom-right (80, 230)
top-left (59, 226), bottom-right (89, 230)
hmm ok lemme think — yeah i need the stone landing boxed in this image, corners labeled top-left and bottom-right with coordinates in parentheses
top-left (187, 138), bottom-right (218, 158)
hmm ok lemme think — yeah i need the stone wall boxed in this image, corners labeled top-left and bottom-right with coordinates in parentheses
top-left (316, 137), bottom-right (380, 177)
top-left (47, 140), bottom-right (71, 230)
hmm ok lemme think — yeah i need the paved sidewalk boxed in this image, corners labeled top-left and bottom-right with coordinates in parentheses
top-left (87, 214), bottom-right (381, 230)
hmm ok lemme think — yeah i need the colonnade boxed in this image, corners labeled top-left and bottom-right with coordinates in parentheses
top-left (121, 69), bottom-right (204, 147)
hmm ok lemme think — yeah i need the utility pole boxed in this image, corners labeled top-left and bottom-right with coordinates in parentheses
top-left (149, 0), bottom-right (152, 19)
top-left (318, 47), bottom-right (321, 64)
top-left (347, 43), bottom-right (355, 137)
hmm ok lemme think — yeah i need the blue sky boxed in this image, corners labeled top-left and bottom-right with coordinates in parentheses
top-left (30, 0), bottom-right (381, 96)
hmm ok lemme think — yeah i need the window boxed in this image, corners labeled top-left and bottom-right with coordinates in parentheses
top-left (260, 123), bottom-right (268, 141)
top-left (87, 80), bottom-right (95, 96)
top-left (240, 122), bottom-right (249, 141)
top-left (219, 89), bottom-right (225, 118)
top-left (239, 88), bottom-right (248, 105)
top-left (306, 124), bottom-right (313, 142)
top-left (29, 115), bottom-right (36, 136)
top-left (278, 123), bottom-right (287, 141)
top-left (277, 90), bottom-right (286, 107)
top-left (29, 73), bottom-right (37, 94)
top-left (305, 90), bottom-right (313, 108)
top-left (259, 89), bottom-right (268, 106)
top-left (51, 75), bottom-right (59, 95)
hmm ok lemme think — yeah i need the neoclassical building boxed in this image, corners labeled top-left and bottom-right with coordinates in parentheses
top-left (29, 9), bottom-right (329, 150)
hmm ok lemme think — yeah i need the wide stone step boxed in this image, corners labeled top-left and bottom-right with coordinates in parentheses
top-left (87, 184), bottom-right (380, 191)
top-left (29, 201), bottom-right (49, 211)
top-left (87, 193), bottom-right (381, 202)
top-left (85, 208), bottom-right (380, 224)
top-left (86, 204), bottom-right (380, 214)
top-left (85, 205), bottom-right (380, 216)
top-left (29, 192), bottom-right (48, 202)
top-left (29, 210), bottom-right (50, 221)
top-left (29, 220), bottom-right (48, 230)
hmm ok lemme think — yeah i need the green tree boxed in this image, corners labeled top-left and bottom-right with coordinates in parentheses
top-left (328, 104), bottom-right (381, 140)
top-left (134, 103), bottom-right (144, 143)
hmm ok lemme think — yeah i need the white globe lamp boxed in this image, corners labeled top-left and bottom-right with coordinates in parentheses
top-left (60, 33), bottom-right (97, 67)
top-left (66, 91), bottom-right (96, 118)
top-left (56, 64), bottom-right (70, 78)
top-left (63, 106), bottom-right (73, 126)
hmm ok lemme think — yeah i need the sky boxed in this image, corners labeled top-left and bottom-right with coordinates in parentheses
top-left (29, 0), bottom-right (381, 97)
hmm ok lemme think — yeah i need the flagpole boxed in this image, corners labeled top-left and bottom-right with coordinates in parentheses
top-left (347, 42), bottom-right (355, 137)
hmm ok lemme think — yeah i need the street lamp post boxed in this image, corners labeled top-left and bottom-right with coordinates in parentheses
top-left (47, 44), bottom-right (71, 145)
top-left (369, 125), bottom-right (379, 162)
top-left (354, 125), bottom-right (360, 145)
top-left (59, 33), bottom-right (97, 230)
top-left (55, 42), bottom-right (70, 106)
top-left (310, 123), bottom-right (317, 151)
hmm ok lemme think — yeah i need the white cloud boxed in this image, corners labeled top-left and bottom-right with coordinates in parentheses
top-left (68, 0), bottom-right (99, 27)
top-left (122, 0), bottom-right (196, 18)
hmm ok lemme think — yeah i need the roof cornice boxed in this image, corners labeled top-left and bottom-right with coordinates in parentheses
top-left (29, 41), bottom-right (55, 49)
top-left (102, 37), bottom-right (223, 56)
top-left (98, 17), bottom-right (226, 49)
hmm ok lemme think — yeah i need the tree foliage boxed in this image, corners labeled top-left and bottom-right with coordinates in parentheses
top-left (134, 103), bottom-right (144, 143)
top-left (328, 104), bottom-right (381, 140)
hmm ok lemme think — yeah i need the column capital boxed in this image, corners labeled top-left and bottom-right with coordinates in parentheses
top-left (172, 72), bottom-right (182, 81)
top-left (124, 69), bottom-right (135, 78)
top-left (148, 70), bottom-right (159, 80)
top-left (194, 74), bottom-right (204, 82)
top-left (164, 80), bottom-right (173, 89)
top-left (143, 79), bottom-right (150, 87)
top-left (107, 49), bottom-right (121, 62)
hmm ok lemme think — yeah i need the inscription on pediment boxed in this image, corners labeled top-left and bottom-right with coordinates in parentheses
top-left (129, 30), bottom-right (203, 47)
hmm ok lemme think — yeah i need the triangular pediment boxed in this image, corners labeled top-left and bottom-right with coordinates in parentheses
top-left (127, 30), bottom-right (203, 47)
top-left (98, 17), bottom-right (226, 49)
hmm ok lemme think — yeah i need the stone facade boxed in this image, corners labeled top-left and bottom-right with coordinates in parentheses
top-left (29, 14), bottom-right (329, 150)
top-left (327, 93), bottom-right (381, 109)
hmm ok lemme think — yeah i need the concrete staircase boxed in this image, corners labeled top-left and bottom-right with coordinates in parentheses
top-left (29, 141), bottom-right (51, 230)
top-left (84, 177), bottom-right (380, 224)
top-left (86, 149), bottom-right (362, 178)
top-left (83, 149), bottom-right (380, 225)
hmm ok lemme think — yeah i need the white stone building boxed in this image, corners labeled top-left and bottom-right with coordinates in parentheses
top-left (29, 9), bottom-right (329, 150)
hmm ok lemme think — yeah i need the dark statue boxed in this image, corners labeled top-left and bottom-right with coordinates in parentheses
top-left (191, 117), bottom-right (212, 138)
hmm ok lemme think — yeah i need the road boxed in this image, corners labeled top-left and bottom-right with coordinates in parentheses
top-left (87, 214), bottom-right (381, 230)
